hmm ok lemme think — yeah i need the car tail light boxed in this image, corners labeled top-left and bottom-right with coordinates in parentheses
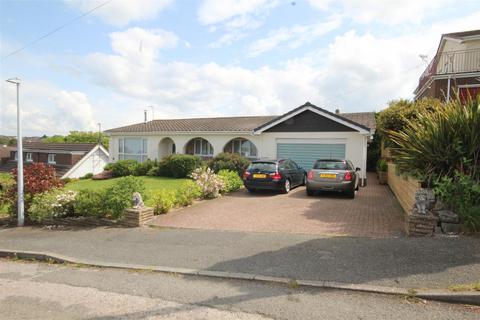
top-left (243, 171), bottom-right (251, 180)
top-left (344, 171), bottom-right (352, 181)
top-left (270, 172), bottom-right (282, 181)
top-left (307, 170), bottom-right (314, 180)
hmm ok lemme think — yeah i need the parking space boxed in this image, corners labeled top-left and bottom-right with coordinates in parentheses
top-left (150, 173), bottom-right (405, 237)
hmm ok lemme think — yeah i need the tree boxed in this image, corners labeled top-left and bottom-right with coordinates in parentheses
top-left (43, 131), bottom-right (109, 148)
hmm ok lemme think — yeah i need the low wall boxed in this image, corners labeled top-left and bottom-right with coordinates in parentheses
top-left (387, 163), bottom-right (420, 215)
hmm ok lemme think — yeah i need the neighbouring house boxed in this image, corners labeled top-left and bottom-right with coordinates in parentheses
top-left (105, 102), bottom-right (375, 185)
top-left (414, 29), bottom-right (480, 102)
top-left (0, 145), bottom-right (15, 165)
top-left (0, 142), bottom-right (109, 179)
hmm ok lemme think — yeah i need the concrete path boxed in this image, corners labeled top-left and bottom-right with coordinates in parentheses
top-left (2, 259), bottom-right (479, 320)
top-left (0, 227), bottom-right (478, 290)
top-left (151, 172), bottom-right (404, 237)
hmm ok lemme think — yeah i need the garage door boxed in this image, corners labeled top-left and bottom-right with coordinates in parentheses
top-left (277, 143), bottom-right (346, 170)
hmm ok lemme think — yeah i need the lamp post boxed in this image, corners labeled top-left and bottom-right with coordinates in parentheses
top-left (6, 77), bottom-right (24, 227)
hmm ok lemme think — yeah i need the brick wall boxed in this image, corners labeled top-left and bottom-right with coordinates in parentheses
top-left (387, 163), bottom-right (420, 215)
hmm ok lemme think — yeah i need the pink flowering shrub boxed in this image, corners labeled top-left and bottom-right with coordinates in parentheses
top-left (190, 167), bottom-right (224, 199)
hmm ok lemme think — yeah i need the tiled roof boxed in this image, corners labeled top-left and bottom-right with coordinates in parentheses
top-left (13, 142), bottom-right (97, 152)
top-left (443, 29), bottom-right (480, 39)
top-left (340, 112), bottom-right (376, 131)
top-left (105, 116), bottom-right (277, 133)
top-left (105, 106), bottom-right (376, 134)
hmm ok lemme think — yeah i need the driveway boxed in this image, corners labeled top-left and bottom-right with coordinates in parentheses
top-left (151, 173), bottom-right (405, 237)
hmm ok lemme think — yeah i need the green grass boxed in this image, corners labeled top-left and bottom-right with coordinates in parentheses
top-left (65, 176), bottom-right (190, 204)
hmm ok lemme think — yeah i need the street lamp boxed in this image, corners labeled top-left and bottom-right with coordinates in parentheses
top-left (6, 77), bottom-right (24, 227)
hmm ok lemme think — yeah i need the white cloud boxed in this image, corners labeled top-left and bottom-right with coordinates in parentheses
top-left (308, 0), bottom-right (456, 25)
top-left (248, 15), bottom-right (342, 56)
top-left (198, 0), bottom-right (275, 25)
top-left (0, 81), bottom-right (98, 136)
top-left (198, 0), bottom-right (279, 47)
top-left (65, 0), bottom-right (172, 27)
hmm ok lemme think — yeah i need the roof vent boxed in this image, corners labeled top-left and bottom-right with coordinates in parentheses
top-left (335, 109), bottom-right (340, 114)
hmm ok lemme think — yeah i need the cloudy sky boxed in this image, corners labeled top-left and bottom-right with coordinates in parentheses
top-left (1, 0), bottom-right (479, 136)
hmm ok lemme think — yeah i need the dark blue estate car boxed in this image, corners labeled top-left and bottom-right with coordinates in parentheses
top-left (242, 159), bottom-right (306, 193)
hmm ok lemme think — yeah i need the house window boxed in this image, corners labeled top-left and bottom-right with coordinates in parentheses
top-left (26, 153), bottom-right (33, 162)
top-left (193, 138), bottom-right (213, 156)
top-left (48, 154), bottom-right (56, 164)
top-left (225, 138), bottom-right (258, 158)
top-left (118, 138), bottom-right (148, 162)
top-left (14, 152), bottom-right (17, 161)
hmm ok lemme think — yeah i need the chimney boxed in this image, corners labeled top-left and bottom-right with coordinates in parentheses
top-left (144, 110), bottom-right (147, 123)
top-left (335, 109), bottom-right (340, 114)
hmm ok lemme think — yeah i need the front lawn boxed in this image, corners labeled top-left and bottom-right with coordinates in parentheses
top-left (66, 176), bottom-right (189, 192)
top-left (65, 176), bottom-right (189, 205)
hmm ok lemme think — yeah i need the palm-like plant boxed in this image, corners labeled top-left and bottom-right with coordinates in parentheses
top-left (387, 96), bottom-right (480, 185)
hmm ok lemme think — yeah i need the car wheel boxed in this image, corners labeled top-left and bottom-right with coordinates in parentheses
top-left (302, 174), bottom-right (307, 186)
top-left (282, 179), bottom-right (291, 194)
top-left (306, 188), bottom-right (314, 196)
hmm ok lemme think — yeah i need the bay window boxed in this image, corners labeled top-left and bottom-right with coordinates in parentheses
top-left (118, 138), bottom-right (148, 162)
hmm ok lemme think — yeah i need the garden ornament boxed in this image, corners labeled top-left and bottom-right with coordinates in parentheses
top-left (414, 189), bottom-right (428, 215)
top-left (132, 192), bottom-right (144, 209)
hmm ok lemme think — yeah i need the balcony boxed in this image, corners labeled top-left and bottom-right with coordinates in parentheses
top-left (418, 48), bottom-right (480, 90)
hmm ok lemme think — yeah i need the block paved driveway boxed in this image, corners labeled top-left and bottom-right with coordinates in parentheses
top-left (151, 173), bottom-right (405, 237)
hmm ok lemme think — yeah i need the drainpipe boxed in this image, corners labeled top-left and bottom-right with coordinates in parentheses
top-left (446, 75), bottom-right (451, 102)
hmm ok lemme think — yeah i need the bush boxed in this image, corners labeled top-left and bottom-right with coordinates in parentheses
top-left (134, 159), bottom-right (156, 176)
top-left (0, 163), bottom-right (63, 216)
top-left (104, 176), bottom-right (146, 219)
top-left (434, 172), bottom-right (480, 231)
top-left (376, 159), bottom-right (388, 172)
top-left (175, 180), bottom-right (201, 206)
top-left (218, 169), bottom-right (243, 193)
top-left (156, 157), bottom-right (173, 177)
top-left (73, 189), bottom-right (108, 218)
top-left (151, 190), bottom-right (176, 214)
top-left (110, 160), bottom-right (139, 177)
top-left (190, 167), bottom-right (224, 199)
top-left (29, 189), bottom-right (77, 222)
top-left (80, 173), bottom-right (93, 180)
top-left (208, 153), bottom-right (251, 177)
top-left (147, 167), bottom-right (159, 176)
top-left (167, 154), bottom-right (201, 178)
top-left (388, 97), bottom-right (480, 184)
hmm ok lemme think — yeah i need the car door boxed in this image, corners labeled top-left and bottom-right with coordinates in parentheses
top-left (289, 160), bottom-right (303, 186)
top-left (277, 160), bottom-right (288, 181)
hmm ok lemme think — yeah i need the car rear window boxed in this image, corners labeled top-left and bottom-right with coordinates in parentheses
top-left (248, 162), bottom-right (277, 172)
top-left (313, 160), bottom-right (348, 170)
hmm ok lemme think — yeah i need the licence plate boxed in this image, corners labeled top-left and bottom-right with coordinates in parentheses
top-left (320, 173), bottom-right (336, 179)
top-left (253, 173), bottom-right (267, 179)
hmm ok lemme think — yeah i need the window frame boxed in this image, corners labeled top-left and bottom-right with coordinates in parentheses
top-left (47, 154), bottom-right (56, 164)
top-left (227, 138), bottom-right (257, 158)
top-left (193, 138), bottom-right (213, 156)
top-left (118, 137), bottom-right (148, 162)
top-left (26, 153), bottom-right (33, 162)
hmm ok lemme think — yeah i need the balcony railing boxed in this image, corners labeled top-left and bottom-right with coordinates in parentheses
top-left (418, 48), bottom-right (480, 89)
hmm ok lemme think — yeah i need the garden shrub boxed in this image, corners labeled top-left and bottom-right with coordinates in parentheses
top-left (190, 167), bottom-right (224, 199)
top-left (103, 176), bottom-right (146, 219)
top-left (73, 189), bottom-right (108, 218)
top-left (0, 163), bottom-right (63, 216)
top-left (146, 167), bottom-right (159, 176)
top-left (434, 172), bottom-right (480, 231)
top-left (376, 159), bottom-right (388, 172)
top-left (175, 180), bottom-right (201, 206)
top-left (388, 97), bottom-right (480, 184)
top-left (218, 169), bottom-right (243, 193)
top-left (208, 153), bottom-right (251, 177)
top-left (29, 189), bottom-right (77, 222)
top-left (135, 159), bottom-right (157, 176)
top-left (167, 154), bottom-right (201, 178)
top-left (151, 190), bottom-right (176, 214)
top-left (156, 157), bottom-right (173, 177)
top-left (110, 160), bottom-right (139, 177)
top-left (80, 173), bottom-right (93, 180)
